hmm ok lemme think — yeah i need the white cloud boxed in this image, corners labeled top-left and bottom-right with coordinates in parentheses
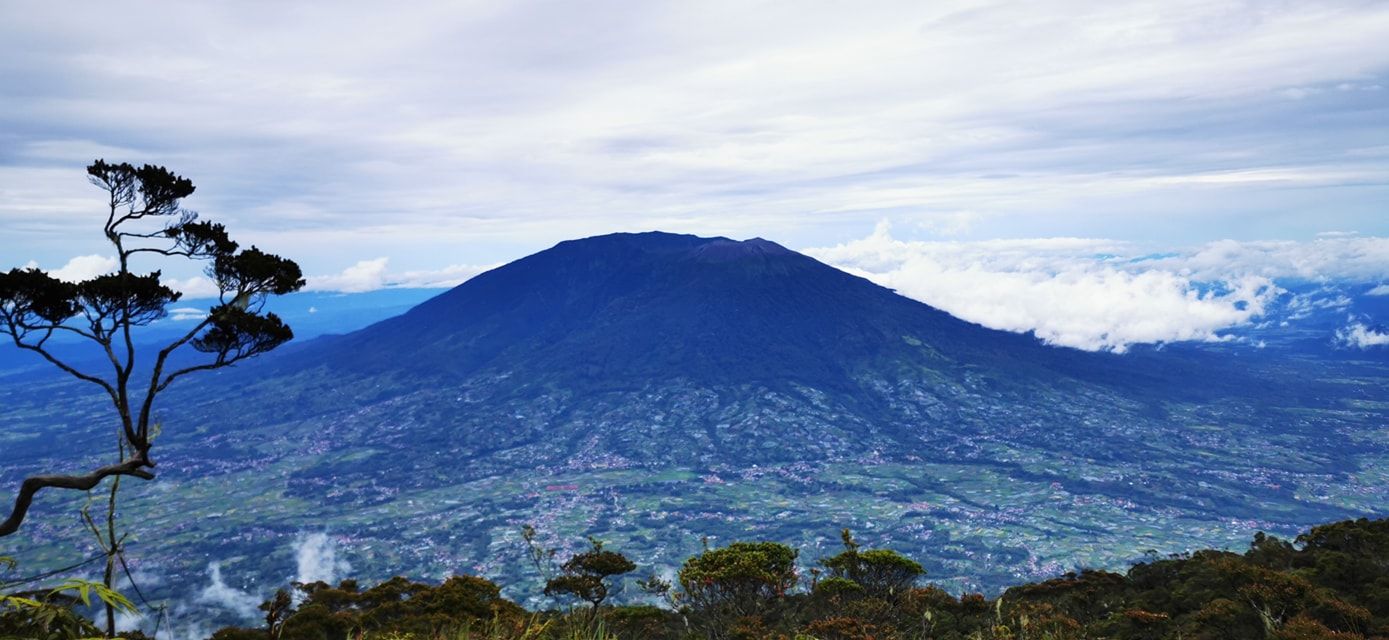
top-left (164, 276), bottom-right (221, 299)
top-left (1337, 321), bottom-right (1389, 349)
top-left (293, 532), bottom-right (350, 585)
top-left (808, 223), bottom-right (1282, 352)
top-left (117, 535), bottom-right (353, 639)
top-left (31, 253), bottom-right (490, 297)
top-left (308, 257), bottom-right (390, 293)
top-left (168, 307), bottom-right (207, 322)
top-left (394, 263), bottom-right (497, 289)
top-left (24, 257), bottom-right (226, 299)
top-left (1367, 284), bottom-right (1389, 296)
top-left (195, 562), bottom-right (261, 623)
top-left (308, 258), bottom-right (495, 292)
top-left (47, 254), bottom-right (117, 282)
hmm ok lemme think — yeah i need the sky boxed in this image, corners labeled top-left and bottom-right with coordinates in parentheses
top-left (3, 1), bottom-right (1388, 351)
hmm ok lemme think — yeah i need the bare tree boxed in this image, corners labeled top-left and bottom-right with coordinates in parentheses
top-left (0, 160), bottom-right (304, 539)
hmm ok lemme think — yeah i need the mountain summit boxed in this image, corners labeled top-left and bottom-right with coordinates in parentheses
top-left (311, 231), bottom-right (1060, 391)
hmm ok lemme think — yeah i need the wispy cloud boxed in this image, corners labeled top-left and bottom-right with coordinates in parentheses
top-left (167, 307), bottom-right (208, 322)
top-left (307, 258), bottom-right (495, 292)
top-left (2, 1), bottom-right (1387, 277)
top-left (195, 562), bottom-right (261, 623)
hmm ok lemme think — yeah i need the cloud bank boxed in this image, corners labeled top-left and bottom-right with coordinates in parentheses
top-left (807, 224), bottom-right (1388, 352)
top-left (3, 1), bottom-right (1388, 276)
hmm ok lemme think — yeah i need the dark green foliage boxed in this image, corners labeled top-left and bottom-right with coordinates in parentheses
top-left (85, 160), bottom-right (195, 217)
top-left (77, 271), bottom-right (181, 327)
top-left (544, 538), bottom-right (636, 620)
top-left (211, 575), bottom-right (525, 640)
top-left (678, 541), bottom-right (798, 637)
top-left (0, 269), bottom-right (79, 324)
top-left (192, 517), bottom-right (1389, 640)
top-left (0, 268), bottom-right (183, 338)
top-left (211, 246), bottom-right (305, 299)
top-left (800, 530), bottom-right (929, 636)
top-left (678, 541), bottom-right (798, 613)
top-left (812, 576), bottom-right (865, 600)
top-left (193, 305), bottom-right (294, 362)
top-left (605, 604), bottom-right (680, 638)
top-left (167, 219), bottom-right (237, 257)
top-left (208, 629), bottom-right (262, 640)
top-left (1002, 569), bottom-right (1128, 623)
top-left (1295, 517), bottom-right (1389, 622)
top-left (819, 529), bottom-right (924, 599)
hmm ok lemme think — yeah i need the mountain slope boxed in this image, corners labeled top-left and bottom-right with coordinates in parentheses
top-left (304, 232), bottom-right (1057, 387)
top-left (235, 232), bottom-right (1159, 473)
top-left (4, 232), bottom-right (1386, 609)
top-left (181, 231), bottom-right (1381, 522)
top-left (285, 232), bottom-right (1345, 407)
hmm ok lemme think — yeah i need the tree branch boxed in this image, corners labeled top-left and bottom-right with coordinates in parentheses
top-left (136, 315), bottom-right (214, 440)
top-left (15, 321), bottom-right (102, 343)
top-left (0, 454), bottom-right (154, 538)
top-left (157, 357), bottom-right (236, 393)
top-left (7, 335), bottom-right (119, 405)
top-left (124, 248), bottom-right (194, 259)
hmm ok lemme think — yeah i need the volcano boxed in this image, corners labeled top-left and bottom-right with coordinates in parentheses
top-left (5, 231), bottom-right (1384, 597)
top-left (306, 231), bottom-right (1076, 389)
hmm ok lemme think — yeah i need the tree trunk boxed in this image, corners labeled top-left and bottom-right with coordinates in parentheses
top-left (0, 453), bottom-right (152, 538)
top-left (103, 473), bottom-right (121, 638)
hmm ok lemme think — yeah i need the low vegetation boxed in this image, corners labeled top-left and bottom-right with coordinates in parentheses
top-left (6, 517), bottom-right (1382, 640)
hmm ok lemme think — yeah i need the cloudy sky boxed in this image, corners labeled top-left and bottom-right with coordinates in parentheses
top-left (3, 1), bottom-right (1387, 350)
